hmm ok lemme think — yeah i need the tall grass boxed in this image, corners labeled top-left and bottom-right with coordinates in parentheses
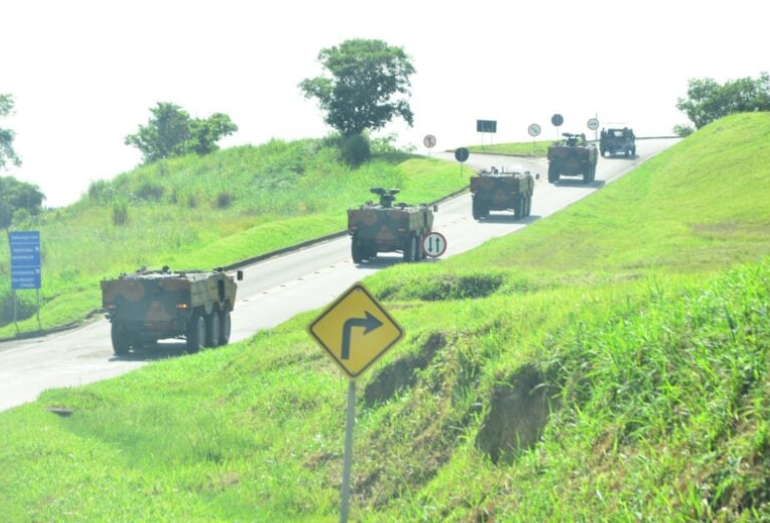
top-left (1, 113), bottom-right (770, 522)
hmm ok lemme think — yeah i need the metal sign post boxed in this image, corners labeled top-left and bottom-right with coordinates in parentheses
top-left (528, 123), bottom-right (542, 153)
top-left (9, 231), bottom-right (42, 331)
top-left (308, 282), bottom-right (404, 522)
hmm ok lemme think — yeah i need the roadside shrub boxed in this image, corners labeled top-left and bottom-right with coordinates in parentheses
top-left (135, 182), bottom-right (164, 201)
top-left (341, 133), bottom-right (371, 167)
top-left (215, 192), bottom-right (233, 209)
top-left (112, 202), bottom-right (128, 226)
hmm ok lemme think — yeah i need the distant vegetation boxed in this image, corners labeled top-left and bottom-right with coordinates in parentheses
top-left (124, 102), bottom-right (238, 164)
top-left (467, 140), bottom-right (553, 157)
top-left (676, 71), bottom-right (770, 130)
top-left (1, 113), bottom-right (769, 521)
top-left (0, 137), bottom-right (465, 336)
top-left (0, 93), bottom-right (21, 169)
top-left (300, 39), bottom-right (415, 166)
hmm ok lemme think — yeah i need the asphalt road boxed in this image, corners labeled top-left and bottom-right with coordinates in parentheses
top-left (0, 139), bottom-right (678, 412)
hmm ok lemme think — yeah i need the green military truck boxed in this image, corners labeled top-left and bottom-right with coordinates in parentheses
top-left (599, 127), bottom-right (636, 157)
top-left (347, 188), bottom-right (436, 263)
top-left (547, 132), bottom-right (598, 184)
top-left (470, 167), bottom-right (536, 220)
top-left (101, 266), bottom-right (243, 355)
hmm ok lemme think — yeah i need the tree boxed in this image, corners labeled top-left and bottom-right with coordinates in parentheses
top-left (125, 103), bottom-right (238, 164)
top-left (0, 94), bottom-right (21, 170)
top-left (0, 176), bottom-right (45, 231)
top-left (299, 39), bottom-right (416, 137)
top-left (676, 72), bottom-right (770, 129)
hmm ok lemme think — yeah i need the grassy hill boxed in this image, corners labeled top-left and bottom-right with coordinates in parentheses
top-left (1, 113), bottom-right (770, 522)
top-left (0, 138), bottom-right (466, 338)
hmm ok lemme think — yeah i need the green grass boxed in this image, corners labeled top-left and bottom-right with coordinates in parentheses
top-left (467, 140), bottom-right (553, 156)
top-left (0, 140), bottom-right (466, 338)
top-left (2, 113), bottom-right (770, 522)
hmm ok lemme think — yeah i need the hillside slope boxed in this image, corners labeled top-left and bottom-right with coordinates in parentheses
top-left (1, 113), bottom-right (769, 522)
top-left (0, 139), bottom-right (465, 338)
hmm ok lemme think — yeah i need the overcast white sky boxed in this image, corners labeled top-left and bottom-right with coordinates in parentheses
top-left (2, 0), bottom-right (768, 207)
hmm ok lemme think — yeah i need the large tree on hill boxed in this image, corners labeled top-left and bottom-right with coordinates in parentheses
top-left (0, 94), bottom-right (21, 170)
top-left (299, 39), bottom-right (416, 137)
top-left (125, 102), bottom-right (238, 164)
top-left (0, 176), bottom-right (45, 231)
top-left (676, 72), bottom-right (770, 129)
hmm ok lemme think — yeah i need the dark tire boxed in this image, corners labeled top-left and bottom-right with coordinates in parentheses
top-left (186, 313), bottom-right (206, 354)
top-left (351, 237), bottom-right (363, 264)
top-left (472, 198), bottom-right (482, 219)
top-left (548, 163), bottom-right (559, 183)
top-left (205, 311), bottom-right (221, 348)
top-left (514, 195), bottom-right (524, 220)
top-left (111, 323), bottom-right (130, 355)
top-left (219, 310), bottom-right (232, 345)
top-left (583, 170), bottom-right (591, 184)
top-left (403, 235), bottom-right (416, 262)
top-left (632, 147), bottom-right (636, 156)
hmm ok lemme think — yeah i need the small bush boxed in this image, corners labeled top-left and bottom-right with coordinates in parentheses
top-left (341, 133), bottom-right (371, 167)
top-left (112, 202), bottom-right (128, 226)
top-left (135, 182), bottom-right (165, 202)
top-left (215, 192), bottom-right (233, 209)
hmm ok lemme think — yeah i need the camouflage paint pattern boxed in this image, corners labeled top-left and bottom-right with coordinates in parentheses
top-left (470, 171), bottom-right (535, 212)
top-left (101, 268), bottom-right (237, 342)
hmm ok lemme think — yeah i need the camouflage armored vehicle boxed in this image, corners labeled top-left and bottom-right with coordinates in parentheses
top-left (547, 132), bottom-right (598, 184)
top-left (470, 167), bottom-right (536, 220)
top-left (600, 127), bottom-right (636, 157)
top-left (347, 188), bottom-right (436, 263)
top-left (101, 266), bottom-right (243, 355)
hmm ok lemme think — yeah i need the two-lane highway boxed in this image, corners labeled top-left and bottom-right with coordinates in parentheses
top-left (0, 138), bottom-right (678, 411)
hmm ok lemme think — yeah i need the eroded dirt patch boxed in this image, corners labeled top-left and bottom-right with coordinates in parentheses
top-left (476, 363), bottom-right (556, 464)
top-left (364, 332), bottom-right (446, 407)
top-left (379, 273), bottom-right (505, 301)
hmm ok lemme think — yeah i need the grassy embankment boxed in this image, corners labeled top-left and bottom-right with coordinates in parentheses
top-left (1, 113), bottom-right (770, 522)
top-left (0, 139), bottom-right (466, 338)
top-left (467, 140), bottom-right (553, 157)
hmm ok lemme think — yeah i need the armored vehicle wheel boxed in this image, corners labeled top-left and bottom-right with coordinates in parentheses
top-left (548, 164), bottom-right (559, 183)
top-left (111, 323), bottom-right (131, 355)
top-left (472, 199), bottom-right (483, 220)
top-left (186, 313), bottom-right (206, 354)
top-left (205, 311), bottom-right (221, 348)
top-left (403, 235), bottom-right (417, 262)
top-left (514, 195), bottom-right (524, 220)
top-left (351, 237), bottom-right (363, 264)
top-left (631, 147), bottom-right (636, 156)
top-left (219, 311), bottom-right (232, 345)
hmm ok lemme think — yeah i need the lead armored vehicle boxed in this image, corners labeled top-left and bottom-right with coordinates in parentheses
top-left (347, 188), bottom-right (436, 263)
top-left (600, 127), bottom-right (636, 157)
top-left (547, 132), bottom-right (598, 184)
top-left (101, 266), bottom-right (243, 355)
top-left (470, 167), bottom-right (536, 220)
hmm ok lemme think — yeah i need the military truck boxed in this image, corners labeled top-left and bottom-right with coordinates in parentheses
top-left (600, 127), bottom-right (636, 157)
top-left (347, 188), bottom-right (436, 263)
top-left (470, 167), bottom-right (536, 220)
top-left (547, 132), bottom-right (598, 184)
top-left (101, 266), bottom-right (243, 355)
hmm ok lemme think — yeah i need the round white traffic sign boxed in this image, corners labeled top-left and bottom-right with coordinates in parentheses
top-left (587, 118), bottom-right (599, 131)
top-left (423, 134), bottom-right (437, 148)
top-left (422, 232), bottom-right (447, 258)
top-left (527, 123), bottom-right (541, 137)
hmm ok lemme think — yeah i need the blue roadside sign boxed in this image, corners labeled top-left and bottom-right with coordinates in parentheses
top-left (9, 231), bottom-right (42, 290)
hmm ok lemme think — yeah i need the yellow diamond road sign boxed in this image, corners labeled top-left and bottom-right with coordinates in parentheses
top-left (308, 282), bottom-right (404, 379)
